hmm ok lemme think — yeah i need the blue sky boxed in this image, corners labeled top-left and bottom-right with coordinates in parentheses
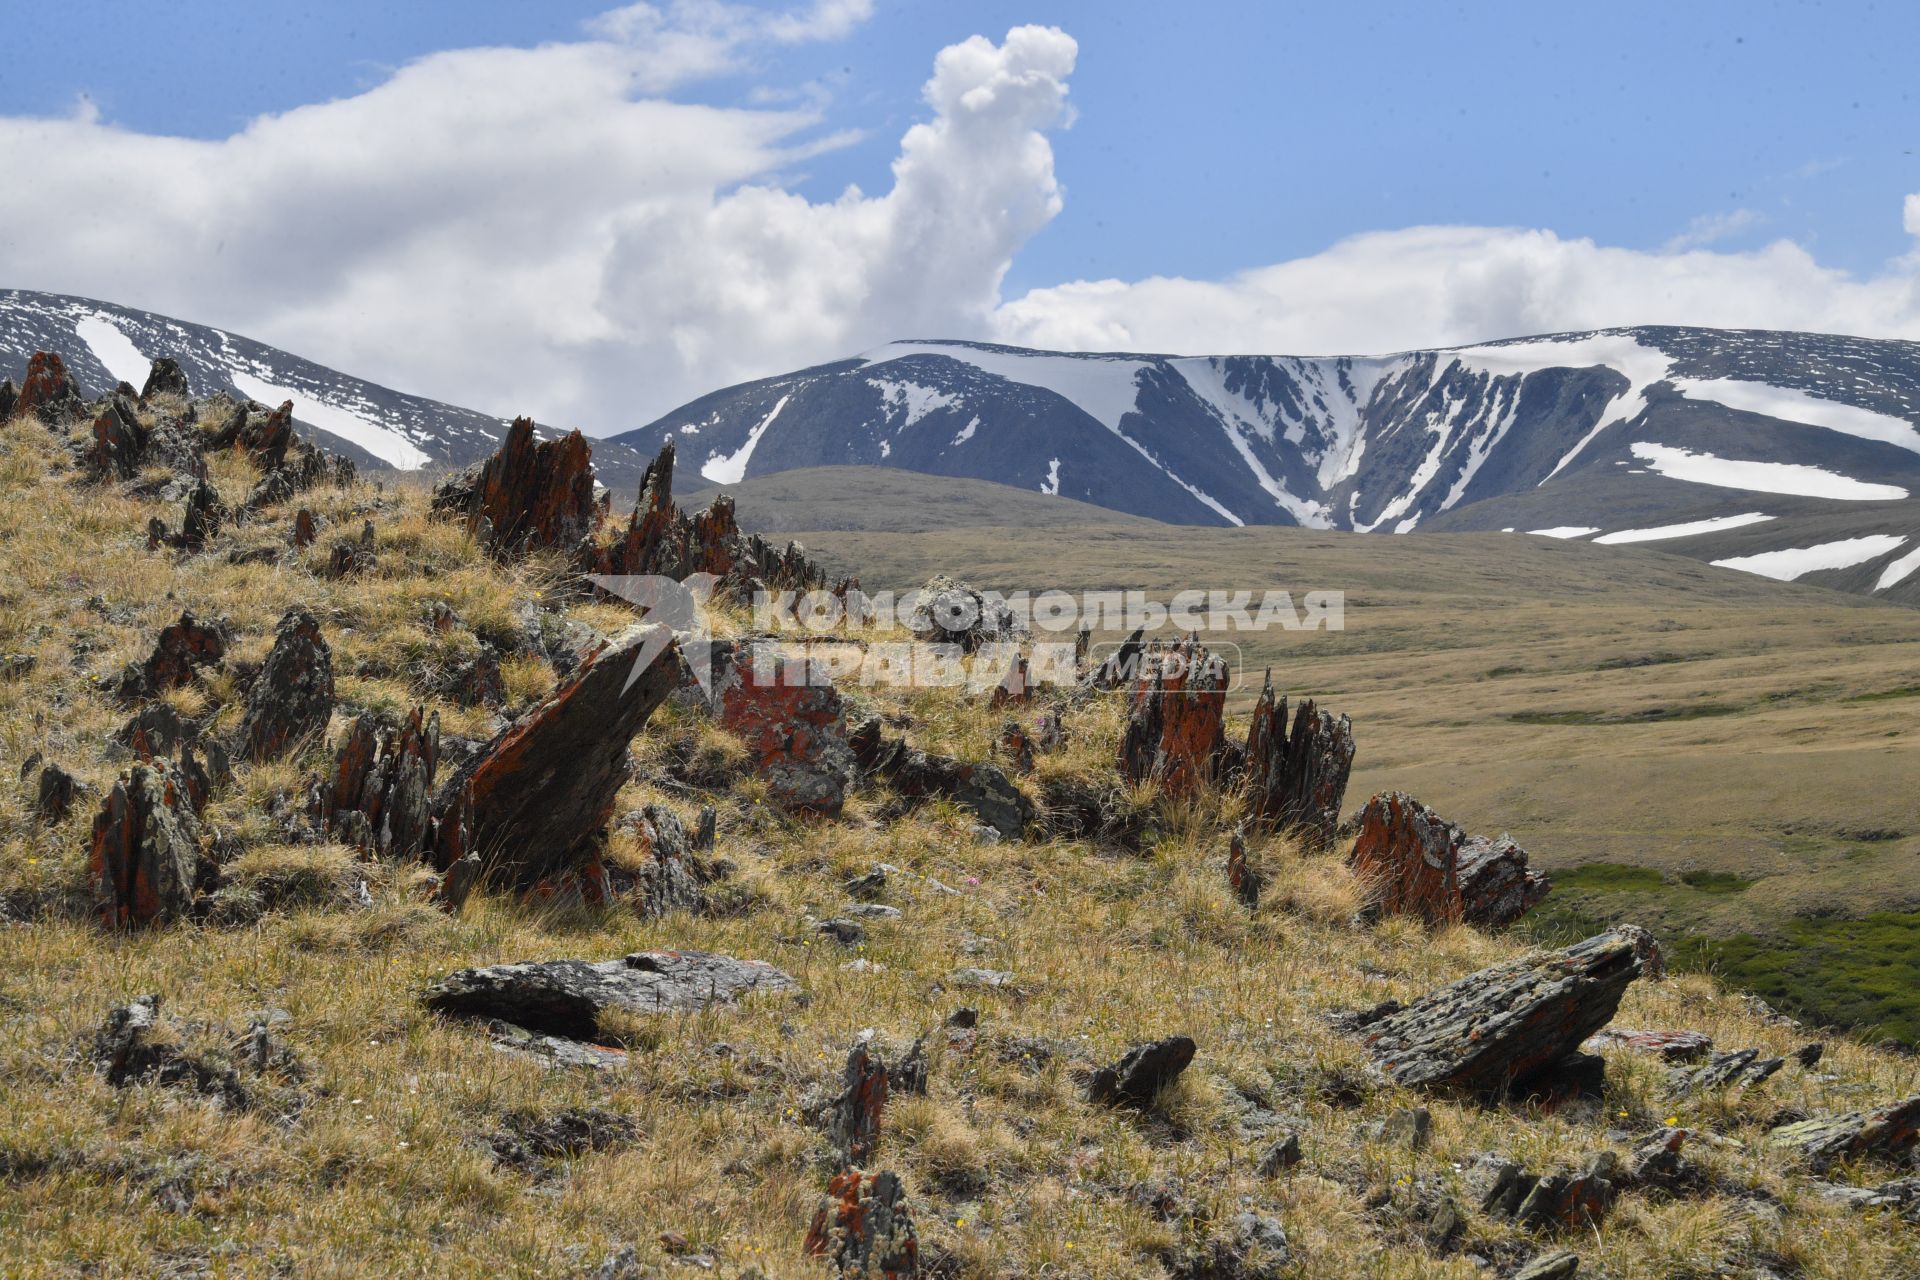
top-left (10, 0), bottom-right (1915, 288)
top-left (3, 1), bottom-right (1918, 428)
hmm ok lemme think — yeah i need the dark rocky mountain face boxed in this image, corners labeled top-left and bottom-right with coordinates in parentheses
top-left (0, 289), bottom-right (654, 490)
top-left (610, 331), bottom-right (1920, 603)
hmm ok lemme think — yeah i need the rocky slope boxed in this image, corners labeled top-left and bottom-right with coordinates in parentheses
top-left (2, 360), bottom-right (1919, 1276)
top-left (0, 288), bottom-right (656, 488)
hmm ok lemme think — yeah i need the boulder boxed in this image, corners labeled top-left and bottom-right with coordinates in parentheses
top-left (15, 351), bottom-right (85, 423)
top-left (432, 416), bottom-right (597, 557)
top-left (87, 399), bottom-right (147, 480)
top-left (1457, 832), bottom-right (1551, 928)
top-left (1087, 1035), bottom-right (1196, 1110)
top-left (849, 718), bottom-right (1029, 839)
top-left (1336, 929), bottom-right (1642, 1095)
top-left (714, 641), bottom-right (856, 817)
top-left (1241, 671), bottom-right (1356, 849)
top-left (1767, 1095), bottom-right (1920, 1172)
top-left (423, 949), bottom-right (797, 1040)
top-left (829, 1035), bottom-right (889, 1169)
top-left (33, 761), bottom-right (78, 824)
top-left (1667, 1048), bottom-right (1785, 1096)
top-left (317, 707), bottom-right (442, 856)
top-left (912, 575), bottom-right (1016, 653)
top-left (621, 804), bottom-right (706, 918)
top-left (0, 378), bottom-right (13, 421)
top-left (804, 1170), bottom-right (920, 1278)
top-left (1585, 1028), bottom-right (1713, 1062)
top-left (238, 400), bottom-right (294, 470)
top-left (118, 610), bottom-right (227, 703)
top-left (239, 607), bottom-right (334, 761)
top-left (1348, 792), bottom-right (1461, 926)
top-left (1348, 793), bottom-right (1547, 929)
top-left (291, 508), bottom-right (317, 549)
top-left (1117, 635), bottom-right (1226, 796)
top-left (89, 760), bottom-right (206, 927)
top-left (1475, 1152), bottom-right (1619, 1232)
top-left (140, 357), bottom-right (190, 401)
top-left (1513, 1251), bottom-right (1581, 1280)
top-left (430, 624), bottom-right (681, 895)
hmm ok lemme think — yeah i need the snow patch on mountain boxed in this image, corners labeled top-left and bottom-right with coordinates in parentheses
top-left (1875, 542), bottom-right (1920, 591)
top-left (1528, 526), bottom-right (1601, 538)
top-left (1671, 377), bottom-right (1920, 455)
top-left (1712, 534), bottom-right (1909, 581)
top-left (702, 393), bottom-right (792, 484)
top-left (1593, 512), bottom-right (1776, 544)
top-left (1040, 458), bottom-right (1060, 495)
top-left (864, 342), bottom-right (1150, 432)
top-left (227, 370), bottom-right (433, 470)
top-left (73, 312), bottom-right (150, 387)
top-left (1630, 443), bottom-right (1908, 500)
top-left (867, 378), bottom-right (959, 429)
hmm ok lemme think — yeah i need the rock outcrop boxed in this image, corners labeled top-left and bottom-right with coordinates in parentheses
top-left (1117, 635), bottom-right (1227, 796)
top-left (430, 624), bottom-right (681, 895)
top-left (423, 950), bottom-right (797, 1040)
top-left (118, 610), bottom-right (227, 702)
top-left (316, 708), bottom-right (443, 856)
top-left (1336, 929), bottom-right (1642, 1095)
top-left (1768, 1095), bottom-right (1920, 1172)
top-left (714, 642), bottom-right (856, 816)
top-left (1457, 833), bottom-right (1552, 928)
top-left (89, 759), bottom-right (206, 927)
top-left (239, 607), bottom-right (334, 761)
top-left (913, 575), bottom-right (1016, 653)
top-left (618, 804), bottom-right (707, 918)
top-left (140, 357), bottom-right (190, 401)
top-left (849, 718), bottom-right (1030, 839)
top-left (1087, 1035), bottom-right (1196, 1110)
top-left (1240, 672), bottom-right (1356, 849)
top-left (1475, 1152), bottom-right (1619, 1232)
top-left (1347, 793), bottom-right (1548, 929)
top-left (804, 1169), bottom-right (920, 1279)
top-left (433, 416), bottom-right (597, 558)
top-left (1348, 792), bottom-right (1461, 925)
top-left (15, 351), bottom-right (85, 423)
top-left (591, 441), bottom-right (837, 597)
top-left (829, 1036), bottom-right (890, 1169)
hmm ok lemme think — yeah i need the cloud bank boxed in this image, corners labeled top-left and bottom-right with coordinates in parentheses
top-left (1, 2), bottom-right (1918, 434)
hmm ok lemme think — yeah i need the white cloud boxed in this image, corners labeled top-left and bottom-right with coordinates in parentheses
top-left (1662, 208), bottom-right (1761, 252)
top-left (3, 6), bottom-right (1920, 444)
top-left (0, 6), bottom-right (1073, 433)
top-left (991, 217), bottom-right (1920, 358)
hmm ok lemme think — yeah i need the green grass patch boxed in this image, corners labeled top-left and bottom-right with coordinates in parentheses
top-left (1509, 702), bottom-right (1743, 725)
top-left (1553, 862), bottom-right (1668, 892)
top-left (1674, 912), bottom-right (1920, 1047)
top-left (1843, 684), bottom-right (1920, 704)
top-left (1678, 869), bottom-right (1753, 894)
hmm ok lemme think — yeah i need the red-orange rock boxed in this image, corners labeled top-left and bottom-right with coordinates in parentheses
top-left (804, 1169), bottom-right (920, 1278)
top-left (1349, 792), bottom-right (1462, 926)
top-left (15, 351), bottom-right (85, 423)
top-left (433, 416), bottom-right (597, 558)
top-left (1116, 634), bottom-right (1226, 796)
top-left (90, 760), bottom-right (204, 928)
top-left (320, 707), bottom-right (441, 856)
top-left (119, 611), bottom-right (228, 702)
top-left (715, 642), bottom-right (855, 816)
top-left (830, 1037), bottom-right (889, 1169)
top-left (430, 624), bottom-right (681, 891)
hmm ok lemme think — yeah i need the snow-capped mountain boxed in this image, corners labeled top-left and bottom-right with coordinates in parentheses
top-left (0, 290), bottom-right (654, 487)
top-left (611, 330), bottom-right (1920, 601)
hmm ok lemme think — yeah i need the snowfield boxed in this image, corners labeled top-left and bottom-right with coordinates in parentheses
top-left (1711, 535), bottom-right (1909, 582)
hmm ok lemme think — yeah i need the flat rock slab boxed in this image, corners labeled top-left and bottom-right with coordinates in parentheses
top-left (1338, 929), bottom-right (1641, 1095)
top-left (424, 949), bottom-right (797, 1041)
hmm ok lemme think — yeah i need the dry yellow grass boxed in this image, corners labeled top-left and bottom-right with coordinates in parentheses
top-left (0, 411), bottom-right (1917, 1277)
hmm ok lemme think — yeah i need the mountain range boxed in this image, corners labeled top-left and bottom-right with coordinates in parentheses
top-left (0, 289), bottom-right (655, 489)
top-left (5, 288), bottom-right (1916, 604)
top-left (615, 331), bottom-right (1920, 604)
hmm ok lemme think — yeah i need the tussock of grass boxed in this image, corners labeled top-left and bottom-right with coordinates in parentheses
top-left (0, 411), bottom-right (1917, 1276)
